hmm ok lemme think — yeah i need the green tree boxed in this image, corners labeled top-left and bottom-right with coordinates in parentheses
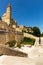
top-left (33, 26), bottom-right (41, 37)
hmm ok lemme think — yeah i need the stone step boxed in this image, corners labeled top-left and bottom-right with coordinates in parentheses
top-left (0, 44), bottom-right (28, 57)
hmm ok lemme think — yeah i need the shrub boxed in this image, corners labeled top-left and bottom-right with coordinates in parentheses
top-left (5, 40), bottom-right (16, 47)
top-left (22, 29), bottom-right (26, 33)
top-left (17, 44), bottom-right (21, 48)
top-left (22, 37), bottom-right (35, 45)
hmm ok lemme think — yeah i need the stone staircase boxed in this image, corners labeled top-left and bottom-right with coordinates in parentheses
top-left (0, 44), bottom-right (28, 57)
top-left (24, 33), bottom-right (37, 39)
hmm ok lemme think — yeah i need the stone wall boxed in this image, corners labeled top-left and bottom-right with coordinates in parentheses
top-left (0, 30), bottom-right (24, 45)
top-left (0, 33), bottom-right (6, 45)
top-left (0, 31), bottom-right (15, 45)
top-left (8, 31), bottom-right (15, 41)
top-left (15, 31), bottom-right (24, 44)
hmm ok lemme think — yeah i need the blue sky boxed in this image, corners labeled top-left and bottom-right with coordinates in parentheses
top-left (0, 0), bottom-right (43, 32)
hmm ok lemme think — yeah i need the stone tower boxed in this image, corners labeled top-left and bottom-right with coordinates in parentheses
top-left (6, 3), bottom-right (11, 20)
top-left (2, 3), bottom-right (12, 25)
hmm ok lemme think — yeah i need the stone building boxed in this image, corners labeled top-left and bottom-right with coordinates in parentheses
top-left (0, 4), bottom-right (23, 45)
top-left (2, 3), bottom-right (17, 28)
top-left (19, 25), bottom-right (33, 33)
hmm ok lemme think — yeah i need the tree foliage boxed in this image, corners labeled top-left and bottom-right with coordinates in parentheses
top-left (33, 26), bottom-right (41, 37)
